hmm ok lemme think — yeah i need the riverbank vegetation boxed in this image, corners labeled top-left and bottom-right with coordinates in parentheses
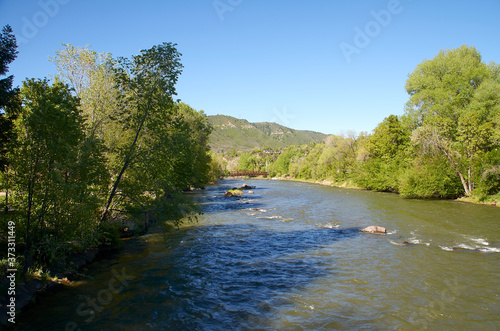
top-left (0, 26), bottom-right (223, 283)
top-left (0, 28), bottom-right (498, 310)
top-left (218, 46), bottom-right (500, 204)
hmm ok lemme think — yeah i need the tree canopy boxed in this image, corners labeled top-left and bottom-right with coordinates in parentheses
top-left (405, 45), bottom-right (500, 196)
top-left (1, 42), bottom-right (222, 276)
top-left (221, 45), bottom-right (500, 201)
top-left (0, 24), bottom-right (19, 172)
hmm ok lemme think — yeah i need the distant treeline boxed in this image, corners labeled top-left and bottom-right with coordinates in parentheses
top-left (224, 45), bottom-right (500, 202)
top-left (0, 25), bottom-right (223, 276)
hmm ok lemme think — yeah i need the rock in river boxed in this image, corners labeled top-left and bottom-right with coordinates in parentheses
top-left (361, 226), bottom-right (387, 234)
top-left (225, 189), bottom-right (244, 197)
top-left (239, 184), bottom-right (256, 190)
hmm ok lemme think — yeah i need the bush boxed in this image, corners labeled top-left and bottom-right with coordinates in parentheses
top-left (97, 221), bottom-right (123, 248)
top-left (399, 160), bottom-right (463, 198)
top-left (354, 158), bottom-right (401, 192)
top-left (474, 167), bottom-right (500, 201)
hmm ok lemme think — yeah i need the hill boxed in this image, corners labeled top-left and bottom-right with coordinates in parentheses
top-left (208, 115), bottom-right (328, 153)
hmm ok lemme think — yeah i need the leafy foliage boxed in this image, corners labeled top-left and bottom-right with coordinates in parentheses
top-left (398, 155), bottom-right (463, 198)
top-left (0, 24), bottom-right (19, 173)
top-left (405, 45), bottom-right (499, 196)
top-left (220, 46), bottom-right (499, 202)
top-left (0, 25), bottom-right (18, 111)
top-left (8, 79), bottom-right (108, 272)
top-left (2, 42), bottom-right (220, 276)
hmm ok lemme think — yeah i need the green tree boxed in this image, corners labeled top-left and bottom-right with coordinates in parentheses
top-left (226, 148), bottom-right (238, 158)
top-left (99, 42), bottom-right (183, 223)
top-left (0, 25), bottom-right (19, 212)
top-left (51, 44), bottom-right (214, 227)
top-left (320, 133), bottom-right (357, 181)
top-left (123, 102), bottom-right (213, 208)
top-left (173, 103), bottom-right (214, 187)
top-left (49, 44), bottom-right (119, 139)
top-left (354, 115), bottom-right (409, 192)
top-left (270, 147), bottom-right (301, 177)
top-left (238, 152), bottom-right (257, 171)
top-left (398, 154), bottom-right (463, 198)
top-left (207, 151), bottom-right (226, 181)
top-left (8, 79), bottom-right (108, 274)
top-left (405, 45), bottom-right (498, 196)
top-left (0, 25), bottom-right (18, 116)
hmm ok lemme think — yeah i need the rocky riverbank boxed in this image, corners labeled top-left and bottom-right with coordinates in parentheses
top-left (0, 247), bottom-right (101, 326)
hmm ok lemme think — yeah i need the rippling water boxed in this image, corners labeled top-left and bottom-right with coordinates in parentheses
top-left (17, 179), bottom-right (500, 330)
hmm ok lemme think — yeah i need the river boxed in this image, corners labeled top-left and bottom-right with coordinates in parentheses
top-left (17, 179), bottom-right (500, 330)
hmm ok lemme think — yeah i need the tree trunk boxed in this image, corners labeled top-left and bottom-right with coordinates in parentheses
top-left (23, 176), bottom-right (34, 276)
top-left (23, 142), bottom-right (41, 276)
top-left (100, 98), bottom-right (152, 223)
top-left (458, 170), bottom-right (472, 196)
top-left (100, 157), bottom-right (131, 223)
top-left (3, 189), bottom-right (7, 213)
top-left (439, 146), bottom-right (472, 196)
top-left (99, 80), bottom-right (158, 223)
top-left (4, 167), bottom-right (8, 213)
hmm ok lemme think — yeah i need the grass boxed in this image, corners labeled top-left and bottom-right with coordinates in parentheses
top-left (456, 193), bottom-right (500, 207)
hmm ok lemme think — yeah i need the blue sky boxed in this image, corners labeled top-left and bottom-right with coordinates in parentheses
top-left (1, 0), bottom-right (499, 134)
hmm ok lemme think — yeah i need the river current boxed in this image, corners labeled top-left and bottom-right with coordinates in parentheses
top-left (17, 179), bottom-right (500, 330)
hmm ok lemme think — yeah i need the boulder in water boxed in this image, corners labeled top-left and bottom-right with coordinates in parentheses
top-left (361, 226), bottom-right (387, 234)
top-left (239, 184), bottom-right (256, 190)
top-left (225, 189), bottom-right (244, 197)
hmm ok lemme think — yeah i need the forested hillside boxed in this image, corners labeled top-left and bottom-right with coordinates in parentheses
top-left (208, 115), bottom-right (327, 153)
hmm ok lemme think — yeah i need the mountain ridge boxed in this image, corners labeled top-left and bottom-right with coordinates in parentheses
top-left (207, 114), bottom-right (328, 153)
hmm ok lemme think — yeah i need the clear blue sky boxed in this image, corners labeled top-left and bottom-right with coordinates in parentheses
top-left (1, 0), bottom-right (499, 134)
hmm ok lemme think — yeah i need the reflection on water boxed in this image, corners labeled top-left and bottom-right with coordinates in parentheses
top-left (17, 179), bottom-right (500, 330)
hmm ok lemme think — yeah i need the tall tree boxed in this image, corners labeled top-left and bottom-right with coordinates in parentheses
top-left (0, 24), bottom-right (19, 212)
top-left (9, 79), bottom-right (107, 274)
top-left (99, 42), bottom-right (183, 223)
top-left (0, 25), bottom-right (18, 113)
top-left (49, 44), bottom-right (119, 139)
top-left (354, 115), bottom-right (409, 192)
top-left (405, 45), bottom-right (498, 196)
top-left (51, 43), bottom-right (216, 227)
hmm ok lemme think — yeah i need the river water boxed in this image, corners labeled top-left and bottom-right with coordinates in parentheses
top-left (17, 179), bottom-right (500, 330)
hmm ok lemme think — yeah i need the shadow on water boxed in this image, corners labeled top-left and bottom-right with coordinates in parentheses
top-left (14, 178), bottom-right (500, 330)
top-left (17, 225), bottom-right (361, 330)
top-left (149, 181), bottom-right (363, 329)
top-left (131, 224), bottom-right (362, 330)
top-left (17, 179), bottom-right (363, 330)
